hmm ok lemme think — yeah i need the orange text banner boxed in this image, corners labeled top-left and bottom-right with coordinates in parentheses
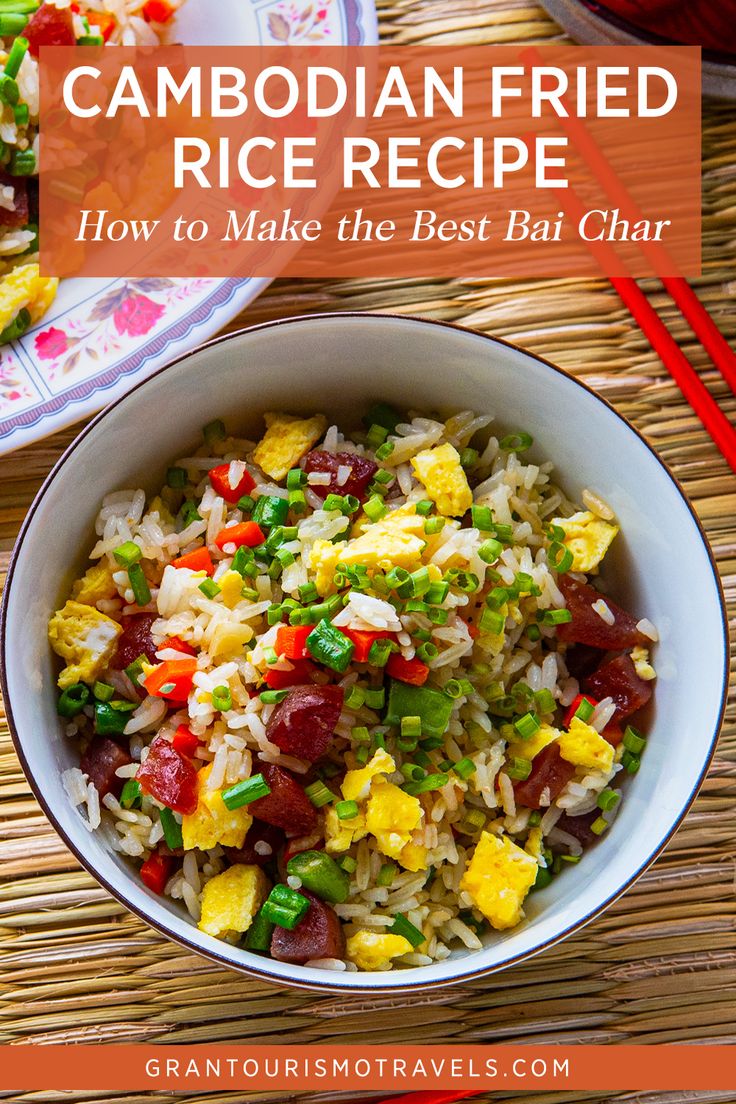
top-left (1, 1045), bottom-right (735, 1091)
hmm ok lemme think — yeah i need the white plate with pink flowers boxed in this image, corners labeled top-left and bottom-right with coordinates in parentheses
top-left (0, 0), bottom-right (377, 456)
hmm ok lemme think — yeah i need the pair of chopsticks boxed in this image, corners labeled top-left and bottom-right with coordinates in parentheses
top-left (371, 1092), bottom-right (480, 1104)
top-left (519, 47), bottom-right (736, 475)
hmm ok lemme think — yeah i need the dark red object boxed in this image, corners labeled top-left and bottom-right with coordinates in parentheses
top-left (556, 576), bottom-right (645, 650)
top-left (0, 172), bottom-right (28, 229)
top-left (136, 738), bottom-right (198, 815)
top-left (171, 725), bottom-right (200, 758)
top-left (564, 643), bottom-right (603, 681)
top-left (563, 692), bottom-right (599, 729)
top-left (270, 890), bottom-right (346, 964)
top-left (140, 851), bottom-right (173, 895)
top-left (303, 450), bottom-right (378, 501)
top-left (513, 743), bottom-right (576, 809)
top-left (386, 652), bottom-right (430, 686)
top-left (225, 822), bottom-right (285, 867)
top-left (590, 0), bottom-right (736, 58)
top-left (266, 684), bottom-right (344, 762)
top-left (248, 762), bottom-right (317, 836)
top-left (602, 723), bottom-right (625, 747)
top-left (584, 653), bottom-right (653, 725)
top-left (263, 659), bottom-right (318, 690)
top-left (554, 809), bottom-right (600, 849)
top-left (208, 462), bottom-right (256, 504)
top-left (343, 628), bottom-right (394, 663)
top-left (25, 3), bottom-right (76, 56)
top-left (80, 736), bottom-right (132, 799)
top-left (112, 613), bottom-right (158, 670)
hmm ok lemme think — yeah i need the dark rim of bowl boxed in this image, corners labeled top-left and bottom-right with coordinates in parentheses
top-left (0, 311), bottom-right (730, 994)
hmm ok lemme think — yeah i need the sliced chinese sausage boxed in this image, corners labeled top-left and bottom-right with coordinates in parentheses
top-left (563, 642), bottom-right (603, 682)
top-left (25, 3), bottom-right (76, 55)
top-left (112, 613), bottom-right (159, 669)
top-left (513, 742), bottom-right (575, 810)
top-left (584, 653), bottom-right (653, 725)
top-left (136, 737), bottom-right (198, 815)
top-left (81, 736), bottom-right (132, 799)
top-left (556, 575), bottom-right (646, 651)
top-left (248, 762), bottom-right (317, 837)
top-left (265, 684), bottom-right (344, 762)
top-left (225, 822), bottom-right (285, 868)
top-left (303, 450), bottom-right (378, 501)
top-left (0, 172), bottom-right (28, 230)
top-left (554, 810), bottom-right (599, 849)
top-left (270, 890), bottom-right (346, 964)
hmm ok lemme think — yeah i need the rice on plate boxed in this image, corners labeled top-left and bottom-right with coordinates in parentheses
top-left (49, 404), bottom-right (658, 973)
top-left (0, 0), bottom-right (183, 342)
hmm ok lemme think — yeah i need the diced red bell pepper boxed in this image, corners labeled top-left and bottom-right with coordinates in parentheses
top-left (164, 636), bottom-right (196, 657)
top-left (275, 625), bottom-right (312, 660)
top-left (142, 0), bottom-right (177, 22)
top-left (208, 463), bottom-right (256, 504)
top-left (343, 628), bottom-right (394, 663)
top-left (136, 738), bottom-right (198, 814)
top-left (171, 547), bottom-right (215, 575)
top-left (140, 851), bottom-right (173, 895)
top-left (171, 725), bottom-right (200, 757)
top-left (386, 653), bottom-right (429, 686)
top-left (214, 521), bottom-right (265, 550)
top-left (86, 10), bottom-right (117, 40)
top-left (144, 658), bottom-right (198, 702)
top-left (563, 693), bottom-right (599, 729)
top-left (263, 659), bottom-right (318, 689)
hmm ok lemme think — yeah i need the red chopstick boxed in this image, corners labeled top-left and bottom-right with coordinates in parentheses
top-left (661, 276), bottom-right (736, 394)
top-left (372, 1092), bottom-right (481, 1104)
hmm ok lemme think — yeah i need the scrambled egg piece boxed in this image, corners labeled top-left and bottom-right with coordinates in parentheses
top-left (219, 569), bottom-right (246, 610)
top-left (632, 645), bottom-right (656, 681)
top-left (398, 841), bottom-right (428, 872)
top-left (366, 781), bottom-right (423, 863)
top-left (253, 412), bottom-right (327, 481)
top-left (410, 443), bottom-right (473, 517)
top-left (71, 561), bottom-right (118, 606)
top-left (346, 931), bottom-right (414, 971)
top-left (507, 723), bottom-right (559, 762)
top-left (341, 747), bottom-right (396, 802)
top-left (460, 831), bottom-right (538, 930)
top-left (525, 827), bottom-right (543, 861)
top-left (0, 264), bottom-right (59, 333)
top-left (182, 764), bottom-right (253, 851)
top-left (48, 600), bottom-right (122, 689)
top-left (558, 716), bottom-right (614, 773)
top-left (309, 539), bottom-right (349, 597)
top-left (208, 622), bottom-right (253, 660)
top-left (198, 864), bottom-right (268, 939)
top-left (551, 510), bottom-right (619, 573)
top-left (324, 805), bottom-right (367, 853)
top-left (309, 508), bottom-right (427, 594)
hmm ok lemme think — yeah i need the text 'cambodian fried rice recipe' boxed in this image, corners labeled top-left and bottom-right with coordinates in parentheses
top-left (49, 404), bottom-right (658, 973)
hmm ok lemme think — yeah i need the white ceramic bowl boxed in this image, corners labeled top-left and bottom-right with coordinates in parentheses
top-left (2, 314), bottom-right (728, 992)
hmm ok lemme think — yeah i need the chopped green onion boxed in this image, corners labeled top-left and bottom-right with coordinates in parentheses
top-left (534, 689), bottom-right (556, 715)
top-left (513, 572), bottom-right (538, 596)
top-left (541, 608), bottom-right (573, 626)
top-left (9, 148), bottom-right (34, 174)
top-left (623, 726), bottom-right (646, 754)
top-left (166, 466), bottom-right (186, 489)
top-left (336, 799), bottom-right (359, 820)
top-left (622, 751), bottom-right (641, 774)
top-left (532, 865), bottom-right (553, 890)
top-left (0, 75), bottom-right (19, 107)
top-left (424, 516), bottom-right (445, 535)
top-left (127, 563), bottom-right (151, 607)
top-left (390, 913), bottom-right (425, 948)
top-left (457, 807), bottom-right (486, 835)
top-left (338, 855), bottom-right (358, 873)
top-left (478, 538), bottom-right (503, 564)
top-left (400, 714), bottom-right (422, 740)
top-left (57, 682), bottom-right (90, 718)
top-left (241, 586), bottom-right (259, 602)
top-left (92, 681), bottom-right (114, 703)
top-left (324, 492), bottom-right (348, 513)
top-left (443, 679), bottom-right (465, 700)
top-left (364, 402), bottom-right (401, 433)
top-left (527, 624), bottom-right (541, 642)
top-left (260, 884), bottom-right (310, 930)
top-left (405, 598), bottom-right (429, 614)
top-left (490, 521), bottom-right (513, 543)
top-left (198, 578), bottom-right (221, 599)
top-left (345, 686), bottom-right (365, 710)
top-left (597, 788), bottom-right (620, 812)
top-left (286, 850), bottom-right (349, 904)
top-left (288, 488), bottom-right (307, 514)
top-left (549, 541), bottom-right (574, 573)
top-left (305, 780), bottom-right (336, 808)
top-left (403, 772), bottom-right (449, 795)
top-left (202, 418), bottom-right (225, 447)
top-left (376, 862), bottom-right (397, 887)
top-left (416, 641), bottom-right (438, 663)
top-left (222, 773), bottom-right (271, 810)
top-left (94, 700), bottom-right (134, 736)
top-left (355, 745), bottom-right (371, 764)
top-left (486, 586), bottom-right (509, 610)
top-left (500, 431), bottom-right (533, 453)
top-left (212, 685), bottom-right (232, 712)
top-left (113, 540), bottom-right (142, 567)
top-left (408, 566), bottom-right (431, 597)
top-left (159, 807), bottom-right (183, 850)
top-left (286, 467), bottom-right (307, 489)
top-left (470, 504), bottom-right (493, 531)
top-left (425, 580), bottom-right (449, 605)
top-left (120, 779), bottom-right (142, 810)
top-left (505, 757), bottom-right (532, 781)
top-left (453, 757), bottom-right (477, 780)
top-left (260, 689), bottom-right (288, 704)
top-left (266, 604), bottom-right (284, 626)
top-left (403, 762), bottom-right (426, 781)
top-left (415, 499), bottom-right (434, 517)
top-left (77, 33), bottom-right (104, 45)
top-left (364, 494), bottom-right (387, 522)
top-left (375, 441), bottom-right (395, 462)
top-left (368, 638), bottom-right (395, 667)
top-left (298, 581), bottom-right (319, 604)
top-left (514, 711), bottom-right (541, 739)
top-left (306, 620), bottom-right (355, 673)
top-left (574, 696), bottom-right (596, 723)
top-left (274, 547), bottom-right (295, 569)
top-left (590, 815), bottom-right (609, 836)
top-left (479, 608), bottom-right (504, 635)
top-left (3, 35), bottom-right (28, 80)
top-left (460, 447), bottom-right (478, 469)
top-left (12, 101), bottom-right (28, 127)
top-left (427, 607), bottom-right (449, 626)
top-left (364, 687), bottom-right (385, 710)
top-left (179, 500), bottom-right (202, 527)
top-left (528, 810), bottom-right (542, 826)
top-left (124, 654), bottom-right (147, 688)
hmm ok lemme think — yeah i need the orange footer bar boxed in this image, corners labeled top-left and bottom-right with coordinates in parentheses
top-left (2, 1045), bottom-right (735, 1092)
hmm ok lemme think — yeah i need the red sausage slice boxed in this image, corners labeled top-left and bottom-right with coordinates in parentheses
top-left (584, 653), bottom-right (653, 725)
top-left (513, 742), bottom-right (575, 809)
top-left (248, 763), bottom-right (318, 837)
top-left (265, 684), bottom-right (344, 762)
top-left (556, 576), bottom-right (645, 651)
top-left (303, 450), bottom-right (378, 502)
top-left (270, 890), bottom-right (346, 964)
top-left (81, 736), bottom-right (132, 799)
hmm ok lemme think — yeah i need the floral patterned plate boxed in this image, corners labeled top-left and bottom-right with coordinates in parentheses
top-left (0, 0), bottom-right (377, 456)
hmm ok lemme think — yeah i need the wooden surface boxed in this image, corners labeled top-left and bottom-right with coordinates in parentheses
top-left (1, 3), bottom-right (735, 1102)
